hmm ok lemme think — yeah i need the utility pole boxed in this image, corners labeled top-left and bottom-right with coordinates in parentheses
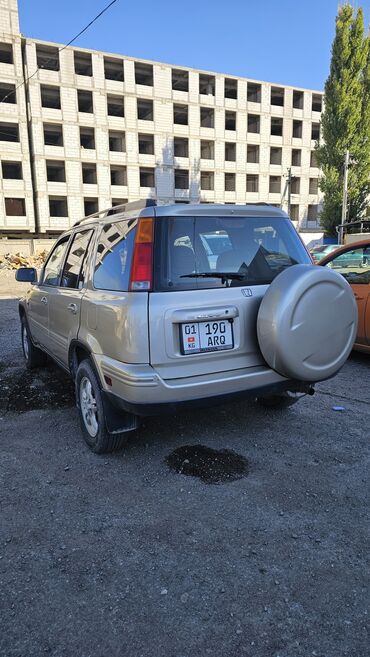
top-left (338, 149), bottom-right (350, 244)
top-left (287, 167), bottom-right (292, 217)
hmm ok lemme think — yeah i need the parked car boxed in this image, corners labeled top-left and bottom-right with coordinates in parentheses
top-left (310, 244), bottom-right (340, 263)
top-left (16, 202), bottom-right (357, 453)
top-left (320, 239), bottom-right (370, 353)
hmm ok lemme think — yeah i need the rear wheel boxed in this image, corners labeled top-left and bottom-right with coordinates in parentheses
top-left (75, 359), bottom-right (129, 454)
top-left (21, 316), bottom-right (47, 369)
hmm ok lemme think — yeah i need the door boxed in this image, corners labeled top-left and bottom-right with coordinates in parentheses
top-left (26, 236), bottom-right (70, 347)
top-left (47, 229), bottom-right (94, 366)
top-left (149, 212), bottom-right (312, 380)
top-left (325, 244), bottom-right (370, 346)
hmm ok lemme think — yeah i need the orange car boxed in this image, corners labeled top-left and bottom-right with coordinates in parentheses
top-left (320, 239), bottom-right (370, 353)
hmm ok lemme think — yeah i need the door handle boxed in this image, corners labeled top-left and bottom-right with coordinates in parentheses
top-left (354, 294), bottom-right (364, 300)
top-left (41, 296), bottom-right (47, 304)
top-left (67, 303), bottom-right (78, 314)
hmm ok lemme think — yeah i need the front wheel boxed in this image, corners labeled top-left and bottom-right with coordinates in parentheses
top-left (21, 316), bottom-right (47, 369)
top-left (75, 359), bottom-right (129, 454)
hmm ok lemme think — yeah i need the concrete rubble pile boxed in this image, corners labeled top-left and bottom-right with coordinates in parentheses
top-left (0, 251), bottom-right (48, 271)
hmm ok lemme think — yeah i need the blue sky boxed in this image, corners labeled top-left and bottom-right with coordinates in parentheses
top-left (18, 0), bottom-right (369, 91)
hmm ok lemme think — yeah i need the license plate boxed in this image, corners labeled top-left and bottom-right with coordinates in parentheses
top-left (180, 320), bottom-right (234, 355)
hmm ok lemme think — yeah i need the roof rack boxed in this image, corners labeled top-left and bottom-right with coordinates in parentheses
top-left (73, 198), bottom-right (158, 226)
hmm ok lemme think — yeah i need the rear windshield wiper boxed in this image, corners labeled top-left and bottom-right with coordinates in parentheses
top-left (181, 271), bottom-right (245, 282)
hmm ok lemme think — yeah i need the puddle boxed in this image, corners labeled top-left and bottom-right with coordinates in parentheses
top-left (1, 366), bottom-right (75, 412)
top-left (166, 444), bottom-right (248, 484)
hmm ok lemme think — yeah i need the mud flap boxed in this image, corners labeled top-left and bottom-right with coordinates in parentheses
top-left (101, 390), bottom-right (140, 434)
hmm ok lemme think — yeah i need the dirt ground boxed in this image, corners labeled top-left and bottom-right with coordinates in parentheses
top-left (0, 283), bottom-right (369, 657)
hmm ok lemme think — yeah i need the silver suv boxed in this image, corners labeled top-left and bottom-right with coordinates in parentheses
top-left (16, 201), bottom-right (357, 453)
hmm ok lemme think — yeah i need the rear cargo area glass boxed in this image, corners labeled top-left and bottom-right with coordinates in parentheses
top-left (154, 215), bottom-right (311, 291)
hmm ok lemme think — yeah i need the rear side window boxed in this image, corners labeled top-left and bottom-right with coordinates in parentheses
top-left (94, 220), bottom-right (136, 291)
top-left (61, 229), bottom-right (94, 289)
top-left (42, 236), bottom-right (70, 286)
top-left (154, 215), bottom-right (311, 291)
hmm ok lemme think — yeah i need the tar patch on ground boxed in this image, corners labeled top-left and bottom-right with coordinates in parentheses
top-left (1, 366), bottom-right (75, 412)
top-left (166, 444), bottom-right (249, 484)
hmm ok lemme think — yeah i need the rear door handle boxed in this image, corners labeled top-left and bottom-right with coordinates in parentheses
top-left (67, 303), bottom-right (78, 314)
top-left (41, 296), bottom-right (47, 304)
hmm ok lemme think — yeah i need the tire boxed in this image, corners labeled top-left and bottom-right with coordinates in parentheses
top-left (75, 359), bottom-right (128, 454)
top-left (256, 391), bottom-right (302, 410)
top-left (257, 264), bottom-right (357, 382)
top-left (21, 316), bottom-right (47, 369)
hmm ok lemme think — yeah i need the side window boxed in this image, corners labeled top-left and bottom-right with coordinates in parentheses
top-left (326, 246), bottom-right (370, 284)
top-left (94, 221), bottom-right (136, 291)
top-left (42, 237), bottom-right (70, 286)
top-left (61, 229), bottom-right (94, 289)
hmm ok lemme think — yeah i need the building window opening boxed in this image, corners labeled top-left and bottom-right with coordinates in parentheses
top-left (109, 130), bottom-right (125, 152)
top-left (49, 196), bottom-right (68, 217)
top-left (74, 52), bottom-right (92, 76)
top-left (80, 127), bottom-right (95, 149)
top-left (140, 167), bottom-right (155, 187)
top-left (225, 78), bottom-right (237, 99)
top-left (271, 86), bottom-right (284, 106)
top-left (246, 174), bottom-right (259, 193)
top-left (0, 122), bottom-right (19, 142)
top-left (291, 149), bottom-right (301, 166)
top-left (36, 45), bottom-right (59, 71)
top-left (41, 85), bottom-right (61, 109)
top-left (0, 43), bottom-right (13, 64)
top-left (225, 142), bottom-right (236, 161)
top-left (248, 114), bottom-right (260, 133)
top-left (225, 111), bottom-right (236, 131)
top-left (199, 74), bottom-right (215, 95)
top-left (200, 107), bottom-right (214, 128)
top-left (82, 164), bottom-right (97, 184)
top-left (247, 144), bottom-right (260, 163)
top-left (135, 62), bottom-right (153, 86)
top-left (200, 171), bottom-right (214, 190)
top-left (292, 120), bottom-right (303, 138)
top-left (247, 82), bottom-right (261, 103)
top-left (5, 197), bottom-right (26, 215)
top-left (0, 82), bottom-right (16, 103)
top-left (104, 57), bottom-right (124, 81)
top-left (174, 137), bottom-right (188, 157)
top-left (137, 98), bottom-right (153, 121)
top-left (175, 169), bottom-right (189, 189)
top-left (107, 94), bottom-right (124, 117)
top-left (110, 166), bottom-right (127, 186)
top-left (172, 69), bottom-right (188, 92)
top-left (138, 133), bottom-right (154, 154)
top-left (270, 147), bottom-right (282, 165)
top-left (200, 140), bottom-right (214, 160)
top-left (2, 161), bottom-right (22, 179)
top-left (225, 172), bottom-right (235, 192)
top-left (46, 160), bottom-right (65, 182)
top-left (271, 117), bottom-right (283, 136)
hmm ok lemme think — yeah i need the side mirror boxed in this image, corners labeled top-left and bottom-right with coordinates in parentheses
top-left (15, 267), bottom-right (37, 283)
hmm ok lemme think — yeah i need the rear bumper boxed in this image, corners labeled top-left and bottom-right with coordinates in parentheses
top-left (94, 354), bottom-right (307, 416)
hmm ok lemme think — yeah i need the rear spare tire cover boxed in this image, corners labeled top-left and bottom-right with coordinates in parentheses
top-left (257, 264), bottom-right (357, 382)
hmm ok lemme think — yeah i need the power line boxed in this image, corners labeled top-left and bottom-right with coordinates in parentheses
top-left (0, 0), bottom-right (118, 104)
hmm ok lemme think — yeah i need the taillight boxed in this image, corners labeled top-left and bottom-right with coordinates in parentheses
top-left (129, 217), bottom-right (154, 291)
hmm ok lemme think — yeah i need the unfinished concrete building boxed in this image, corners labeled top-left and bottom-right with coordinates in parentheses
top-left (0, 0), bottom-right (323, 244)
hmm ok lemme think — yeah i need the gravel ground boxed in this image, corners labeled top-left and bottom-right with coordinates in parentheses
top-left (0, 289), bottom-right (369, 657)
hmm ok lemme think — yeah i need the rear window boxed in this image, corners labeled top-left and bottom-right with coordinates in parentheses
top-left (154, 215), bottom-right (311, 291)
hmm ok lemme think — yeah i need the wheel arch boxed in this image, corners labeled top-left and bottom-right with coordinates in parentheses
top-left (69, 340), bottom-right (95, 381)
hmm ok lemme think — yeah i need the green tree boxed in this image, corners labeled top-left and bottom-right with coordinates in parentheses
top-left (316, 5), bottom-right (370, 236)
